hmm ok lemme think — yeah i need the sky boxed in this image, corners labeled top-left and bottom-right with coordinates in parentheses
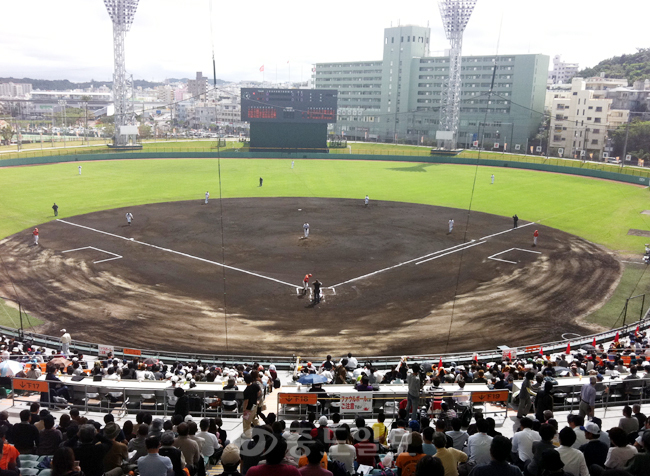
top-left (1, 0), bottom-right (648, 84)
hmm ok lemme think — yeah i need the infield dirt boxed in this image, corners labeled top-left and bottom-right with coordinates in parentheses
top-left (0, 198), bottom-right (621, 357)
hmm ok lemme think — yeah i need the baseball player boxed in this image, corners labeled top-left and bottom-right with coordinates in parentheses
top-left (126, 212), bottom-right (134, 226)
top-left (32, 228), bottom-right (39, 245)
top-left (78, 165), bottom-right (82, 175)
top-left (491, 174), bottom-right (495, 184)
top-left (513, 214), bottom-right (518, 228)
top-left (365, 195), bottom-right (369, 207)
top-left (303, 223), bottom-right (310, 238)
top-left (205, 191), bottom-right (210, 204)
top-left (52, 203), bottom-right (59, 217)
top-left (291, 160), bottom-right (295, 169)
top-left (259, 177), bottom-right (263, 187)
top-left (448, 219), bottom-right (454, 233)
top-left (303, 274), bottom-right (312, 294)
top-left (533, 229), bottom-right (539, 246)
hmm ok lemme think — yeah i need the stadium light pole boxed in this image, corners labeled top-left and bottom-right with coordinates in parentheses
top-left (103, 0), bottom-right (139, 147)
top-left (438, 0), bottom-right (477, 150)
top-left (58, 100), bottom-right (67, 148)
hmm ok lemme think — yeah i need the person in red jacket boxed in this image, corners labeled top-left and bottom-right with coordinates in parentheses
top-left (303, 274), bottom-right (312, 295)
top-left (533, 230), bottom-right (539, 247)
top-left (32, 228), bottom-right (39, 246)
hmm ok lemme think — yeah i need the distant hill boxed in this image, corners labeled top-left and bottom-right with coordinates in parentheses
top-left (577, 48), bottom-right (650, 84)
top-left (0, 76), bottom-right (228, 90)
top-left (166, 77), bottom-right (228, 86)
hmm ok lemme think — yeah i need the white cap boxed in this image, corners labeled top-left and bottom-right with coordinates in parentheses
top-left (61, 329), bottom-right (66, 333)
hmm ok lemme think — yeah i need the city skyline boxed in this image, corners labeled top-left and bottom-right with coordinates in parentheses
top-left (1, 0), bottom-right (648, 84)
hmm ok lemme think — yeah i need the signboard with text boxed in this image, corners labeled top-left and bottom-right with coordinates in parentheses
top-left (98, 345), bottom-right (114, 357)
top-left (471, 390), bottom-right (509, 403)
top-left (340, 394), bottom-right (373, 413)
top-left (278, 393), bottom-right (318, 405)
top-left (123, 348), bottom-right (141, 356)
top-left (13, 378), bottom-right (49, 393)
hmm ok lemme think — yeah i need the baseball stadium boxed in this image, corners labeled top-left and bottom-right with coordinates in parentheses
top-left (1, 144), bottom-right (649, 360)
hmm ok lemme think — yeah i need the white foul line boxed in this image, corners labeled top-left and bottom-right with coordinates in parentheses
top-left (61, 245), bottom-right (123, 264)
top-left (480, 221), bottom-right (535, 240)
top-left (330, 240), bottom-right (477, 288)
top-left (415, 241), bottom-right (486, 265)
top-left (487, 247), bottom-right (542, 265)
top-left (57, 219), bottom-right (298, 289)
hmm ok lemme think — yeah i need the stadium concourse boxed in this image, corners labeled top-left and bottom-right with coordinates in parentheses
top-left (0, 331), bottom-right (647, 475)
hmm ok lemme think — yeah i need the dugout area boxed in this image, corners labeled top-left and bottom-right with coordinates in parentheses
top-left (0, 198), bottom-right (621, 356)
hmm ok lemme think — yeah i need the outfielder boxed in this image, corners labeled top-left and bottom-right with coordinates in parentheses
top-left (205, 191), bottom-right (210, 204)
top-left (533, 229), bottom-right (539, 247)
top-left (303, 223), bottom-right (310, 238)
top-left (32, 228), bottom-right (39, 246)
top-left (365, 195), bottom-right (369, 207)
top-left (291, 161), bottom-right (295, 169)
top-left (78, 165), bottom-right (82, 175)
top-left (126, 212), bottom-right (134, 226)
top-left (491, 174), bottom-right (495, 184)
top-left (303, 274), bottom-right (312, 294)
top-left (448, 219), bottom-right (454, 233)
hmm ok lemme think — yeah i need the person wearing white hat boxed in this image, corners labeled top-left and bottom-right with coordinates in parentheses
top-left (60, 329), bottom-right (71, 355)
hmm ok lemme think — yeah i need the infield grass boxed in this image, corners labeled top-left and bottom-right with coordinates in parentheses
top-left (0, 299), bottom-right (43, 329)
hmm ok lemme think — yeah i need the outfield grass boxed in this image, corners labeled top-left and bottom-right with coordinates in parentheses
top-left (586, 263), bottom-right (650, 328)
top-left (0, 299), bottom-right (43, 330)
top-left (1, 158), bottom-right (649, 256)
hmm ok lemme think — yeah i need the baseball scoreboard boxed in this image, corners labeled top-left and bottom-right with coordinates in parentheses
top-left (241, 89), bottom-right (338, 124)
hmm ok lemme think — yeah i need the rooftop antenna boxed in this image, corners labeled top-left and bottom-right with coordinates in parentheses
top-left (438, 0), bottom-right (477, 150)
top-left (103, 0), bottom-right (139, 147)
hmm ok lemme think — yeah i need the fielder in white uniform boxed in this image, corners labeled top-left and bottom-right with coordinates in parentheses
top-left (78, 165), bottom-right (82, 175)
top-left (491, 174), bottom-right (495, 184)
top-left (291, 161), bottom-right (295, 169)
top-left (448, 219), bottom-right (454, 233)
top-left (126, 212), bottom-right (133, 225)
top-left (303, 223), bottom-right (310, 238)
top-left (365, 195), bottom-right (369, 206)
top-left (205, 191), bottom-right (210, 204)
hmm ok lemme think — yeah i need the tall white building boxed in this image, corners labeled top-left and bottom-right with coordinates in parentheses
top-left (549, 55), bottom-right (579, 85)
top-left (549, 77), bottom-right (629, 160)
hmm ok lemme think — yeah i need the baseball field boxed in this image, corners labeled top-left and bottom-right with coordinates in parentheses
top-left (0, 156), bottom-right (648, 355)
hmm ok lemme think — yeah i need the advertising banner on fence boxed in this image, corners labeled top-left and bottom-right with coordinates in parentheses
top-left (98, 345), bottom-right (114, 357)
top-left (340, 394), bottom-right (373, 413)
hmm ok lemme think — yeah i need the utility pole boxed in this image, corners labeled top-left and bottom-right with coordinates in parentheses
top-left (81, 101), bottom-right (88, 145)
top-left (621, 114), bottom-right (631, 163)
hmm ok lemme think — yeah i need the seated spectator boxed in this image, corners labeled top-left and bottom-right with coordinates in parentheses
top-left (128, 423), bottom-right (149, 463)
top-left (625, 430), bottom-right (650, 476)
top-left (372, 413), bottom-right (388, 446)
top-left (329, 428), bottom-right (355, 474)
top-left (538, 449), bottom-right (567, 476)
top-left (527, 423), bottom-right (556, 476)
top-left (103, 422), bottom-right (128, 473)
top-left (74, 424), bottom-right (113, 476)
top-left (619, 406), bottom-right (640, 435)
top-left (43, 364), bottom-right (72, 405)
top-left (37, 414), bottom-right (63, 455)
top-left (468, 436), bottom-right (523, 476)
top-left (197, 418), bottom-right (220, 467)
top-left (298, 440), bottom-right (332, 476)
top-left (604, 427), bottom-right (638, 470)
top-left (414, 455), bottom-right (445, 476)
top-left (51, 447), bottom-right (82, 476)
top-left (467, 419), bottom-right (493, 468)
top-left (432, 431), bottom-right (467, 476)
top-left (137, 436), bottom-right (173, 476)
top-left (422, 427), bottom-right (437, 456)
top-left (434, 419), bottom-right (454, 448)
top-left (633, 404), bottom-right (647, 429)
top-left (446, 418), bottom-right (468, 452)
top-left (396, 432), bottom-right (426, 476)
top-left (25, 363), bottom-right (42, 379)
top-left (556, 427), bottom-right (588, 476)
top-left (247, 438), bottom-right (300, 476)
top-left (11, 408), bottom-right (39, 454)
top-left (578, 421), bottom-right (608, 468)
top-left (388, 420), bottom-right (407, 452)
top-left (159, 432), bottom-right (185, 476)
top-left (568, 415), bottom-right (587, 449)
top-left (354, 376), bottom-right (373, 392)
top-left (534, 381), bottom-right (554, 423)
top-left (315, 416), bottom-right (334, 450)
top-left (511, 417), bottom-right (540, 468)
top-left (0, 426), bottom-right (19, 473)
top-left (218, 444), bottom-right (241, 476)
top-left (353, 427), bottom-right (378, 468)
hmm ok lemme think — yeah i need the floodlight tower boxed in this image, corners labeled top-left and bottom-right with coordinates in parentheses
top-left (438, 0), bottom-right (477, 150)
top-left (104, 0), bottom-right (139, 147)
